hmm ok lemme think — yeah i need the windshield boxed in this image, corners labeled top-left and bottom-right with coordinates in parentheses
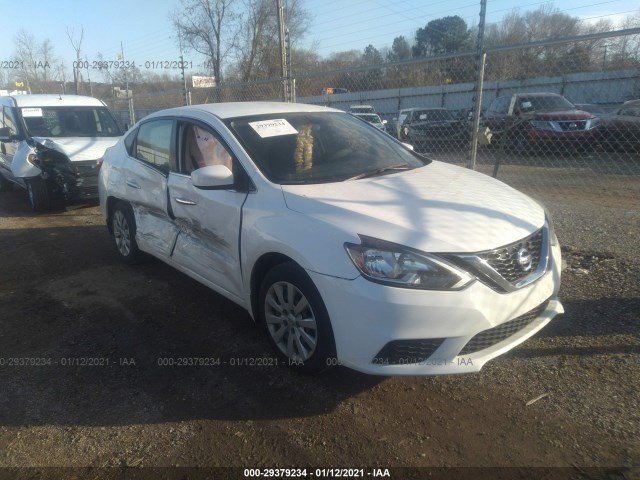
top-left (518, 96), bottom-right (575, 113)
top-left (226, 112), bottom-right (427, 185)
top-left (22, 106), bottom-right (123, 138)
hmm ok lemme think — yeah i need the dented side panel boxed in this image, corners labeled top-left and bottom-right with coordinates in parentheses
top-left (122, 161), bottom-right (178, 258)
top-left (168, 172), bottom-right (247, 299)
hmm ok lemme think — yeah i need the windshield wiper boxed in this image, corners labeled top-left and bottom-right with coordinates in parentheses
top-left (347, 164), bottom-right (411, 181)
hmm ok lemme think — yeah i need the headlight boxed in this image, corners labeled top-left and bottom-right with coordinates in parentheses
top-left (546, 213), bottom-right (558, 247)
top-left (530, 120), bottom-right (561, 132)
top-left (345, 236), bottom-right (474, 290)
top-left (532, 199), bottom-right (559, 248)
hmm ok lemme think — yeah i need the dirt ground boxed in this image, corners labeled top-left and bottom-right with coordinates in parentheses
top-left (0, 176), bottom-right (638, 480)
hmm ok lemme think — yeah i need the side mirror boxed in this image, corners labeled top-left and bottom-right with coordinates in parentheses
top-left (402, 142), bottom-right (414, 151)
top-left (0, 127), bottom-right (20, 142)
top-left (191, 165), bottom-right (234, 189)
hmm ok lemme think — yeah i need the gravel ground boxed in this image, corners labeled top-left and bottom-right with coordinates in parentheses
top-left (0, 163), bottom-right (638, 480)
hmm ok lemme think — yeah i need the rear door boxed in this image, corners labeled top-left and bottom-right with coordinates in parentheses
top-left (124, 118), bottom-right (179, 258)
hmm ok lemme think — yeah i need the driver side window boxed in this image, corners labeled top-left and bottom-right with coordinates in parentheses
top-left (180, 123), bottom-right (233, 174)
top-left (2, 107), bottom-right (19, 136)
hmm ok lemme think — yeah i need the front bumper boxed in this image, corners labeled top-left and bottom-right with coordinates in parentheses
top-left (43, 159), bottom-right (100, 200)
top-left (308, 243), bottom-right (563, 375)
top-left (527, 128), bottom-right (599, 149)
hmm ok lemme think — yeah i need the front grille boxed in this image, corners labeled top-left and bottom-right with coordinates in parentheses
top-left (459, 300), bottom-right (549, 355)
top-left (373, 338), bottom-right (446, 365)
top-left (73, 160), bottom-right (99, 177)
top-left (478, 228), bottom-right (543, 283)
top-left (78, 185), bottom-right (99, 197)
top-left (557, 120), bottom-right (587, 131)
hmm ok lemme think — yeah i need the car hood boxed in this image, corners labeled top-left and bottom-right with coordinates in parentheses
top-left (32, 136), bottom-right (120, 162)
top-left (526, 109), bottom-right (594, 121)
top-left (281, 161), bottom-right (544, 253)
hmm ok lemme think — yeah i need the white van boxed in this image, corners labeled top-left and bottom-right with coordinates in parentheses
top-left (0, 94), bottom-right (123, 210)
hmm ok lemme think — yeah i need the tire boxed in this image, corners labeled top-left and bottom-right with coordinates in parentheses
top-left (259, 262), bottom-right (336, 374)
top-left (508, 131), bottom-right (532, 156)
top-left (111, 201), bottom-right (143, 264)
top-left (0, 172), bottom-right (14, 192)
top-left (26, 177), bottom-right (52, 211)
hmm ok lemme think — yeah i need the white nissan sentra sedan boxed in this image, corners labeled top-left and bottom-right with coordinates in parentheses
top-left (98, 102), bottom-right (563, 375)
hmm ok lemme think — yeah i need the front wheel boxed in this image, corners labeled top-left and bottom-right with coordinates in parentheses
top-left (259, 262), bottom-right (336, 374)
top-left (26, 177), bottom-right (52, 211)
top-left (111, 201), bottom-right (143, 264)
top-left (0, 173), bottom-right (14, 192)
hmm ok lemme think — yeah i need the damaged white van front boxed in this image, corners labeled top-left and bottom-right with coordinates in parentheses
top-left (0, 94), bottom-right (123, 210)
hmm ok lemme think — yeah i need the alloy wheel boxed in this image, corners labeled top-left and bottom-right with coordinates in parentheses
top-left (113, 209), bottom-right (131, 257)
top-left (264, 281), bottom-right (318, 361)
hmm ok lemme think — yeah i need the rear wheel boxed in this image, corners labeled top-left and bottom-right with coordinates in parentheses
top-left (26, 177), bottom-right (52, 211)
top-left (259, 262), bottom-right (336, 374)
top-left (111, 201), bottom-right (143, 264)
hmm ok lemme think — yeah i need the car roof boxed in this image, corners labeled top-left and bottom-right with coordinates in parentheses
top-left (513, 92), bottom-right (563, 98)
top-left (0, 94), bottom-right (106, 107)
top-left (622, 99), bottom-right (640, 106)
top-left (403, 107), bottom-right (447, 112)
top-left (147, 102), bottom-right (341, 120)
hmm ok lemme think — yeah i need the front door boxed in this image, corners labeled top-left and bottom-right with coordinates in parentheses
top-left (168, 121), bottom-right (248, 300)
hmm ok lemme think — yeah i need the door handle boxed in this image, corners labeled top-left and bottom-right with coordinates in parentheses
top-left (174, 197), bottom-right (197, 205)
top-left (126, 180), bottom-right (142, 189)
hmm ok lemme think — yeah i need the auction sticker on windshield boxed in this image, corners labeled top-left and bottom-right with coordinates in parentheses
top-left (249, 119), bottom-right (298, 138)
top-left (21, 108), bottom-right (43, 117)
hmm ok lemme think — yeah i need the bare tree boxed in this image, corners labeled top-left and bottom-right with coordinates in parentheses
top-left (12, 29), bottom-right (61, 93)
top-left (67, 26), bottom-right (84, 94)
top-left (234, 0), bottom-right (275, 81)
top-left (172, 0), bottom-right (240, 86)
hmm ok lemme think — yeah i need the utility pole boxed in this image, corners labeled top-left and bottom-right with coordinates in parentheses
top-left (85, 56), bottom-right (93, 97)
top-left (602, 44), bottom-right (610, 69)
top-left (467, 0), bottom-right (487, 171)
top-left (276, 0), bottom-right (287, 102)
top-left (121, 41), bottom-right (134, 125)
top-left (179, 33), bottom-right (188, 106)
top-left (285, 28), bottom-right (294, 102)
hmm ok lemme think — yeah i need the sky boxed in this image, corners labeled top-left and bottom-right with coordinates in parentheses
top-left (0, 0), bottom-right (637, 80)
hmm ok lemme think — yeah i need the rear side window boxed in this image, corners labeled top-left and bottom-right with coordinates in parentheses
top-left (123, 128), bottom-right (137, 155)
top-left (135, 119), bottom-right (176, 173)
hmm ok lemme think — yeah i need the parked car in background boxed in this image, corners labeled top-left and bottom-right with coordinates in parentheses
top-left (0, 94), bottom-right (123, 210)
top-left (351, 112), bottom-right (387, 131)
top-left (99, 101), bottom-right (562, 376)
top-left (349, 105), bottom-right (375, 114)
top-left (483, 93), bottom-right (601, 154)
top-left (397, 108), bottom-right (468, 151)
top-left (598, 99), bottom-right (640, 152)
top-left (321, 87), bottom-right (349, 95)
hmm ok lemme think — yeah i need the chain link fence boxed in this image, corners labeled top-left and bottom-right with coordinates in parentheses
top-left (107, 29), bottom-right (640, 203)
